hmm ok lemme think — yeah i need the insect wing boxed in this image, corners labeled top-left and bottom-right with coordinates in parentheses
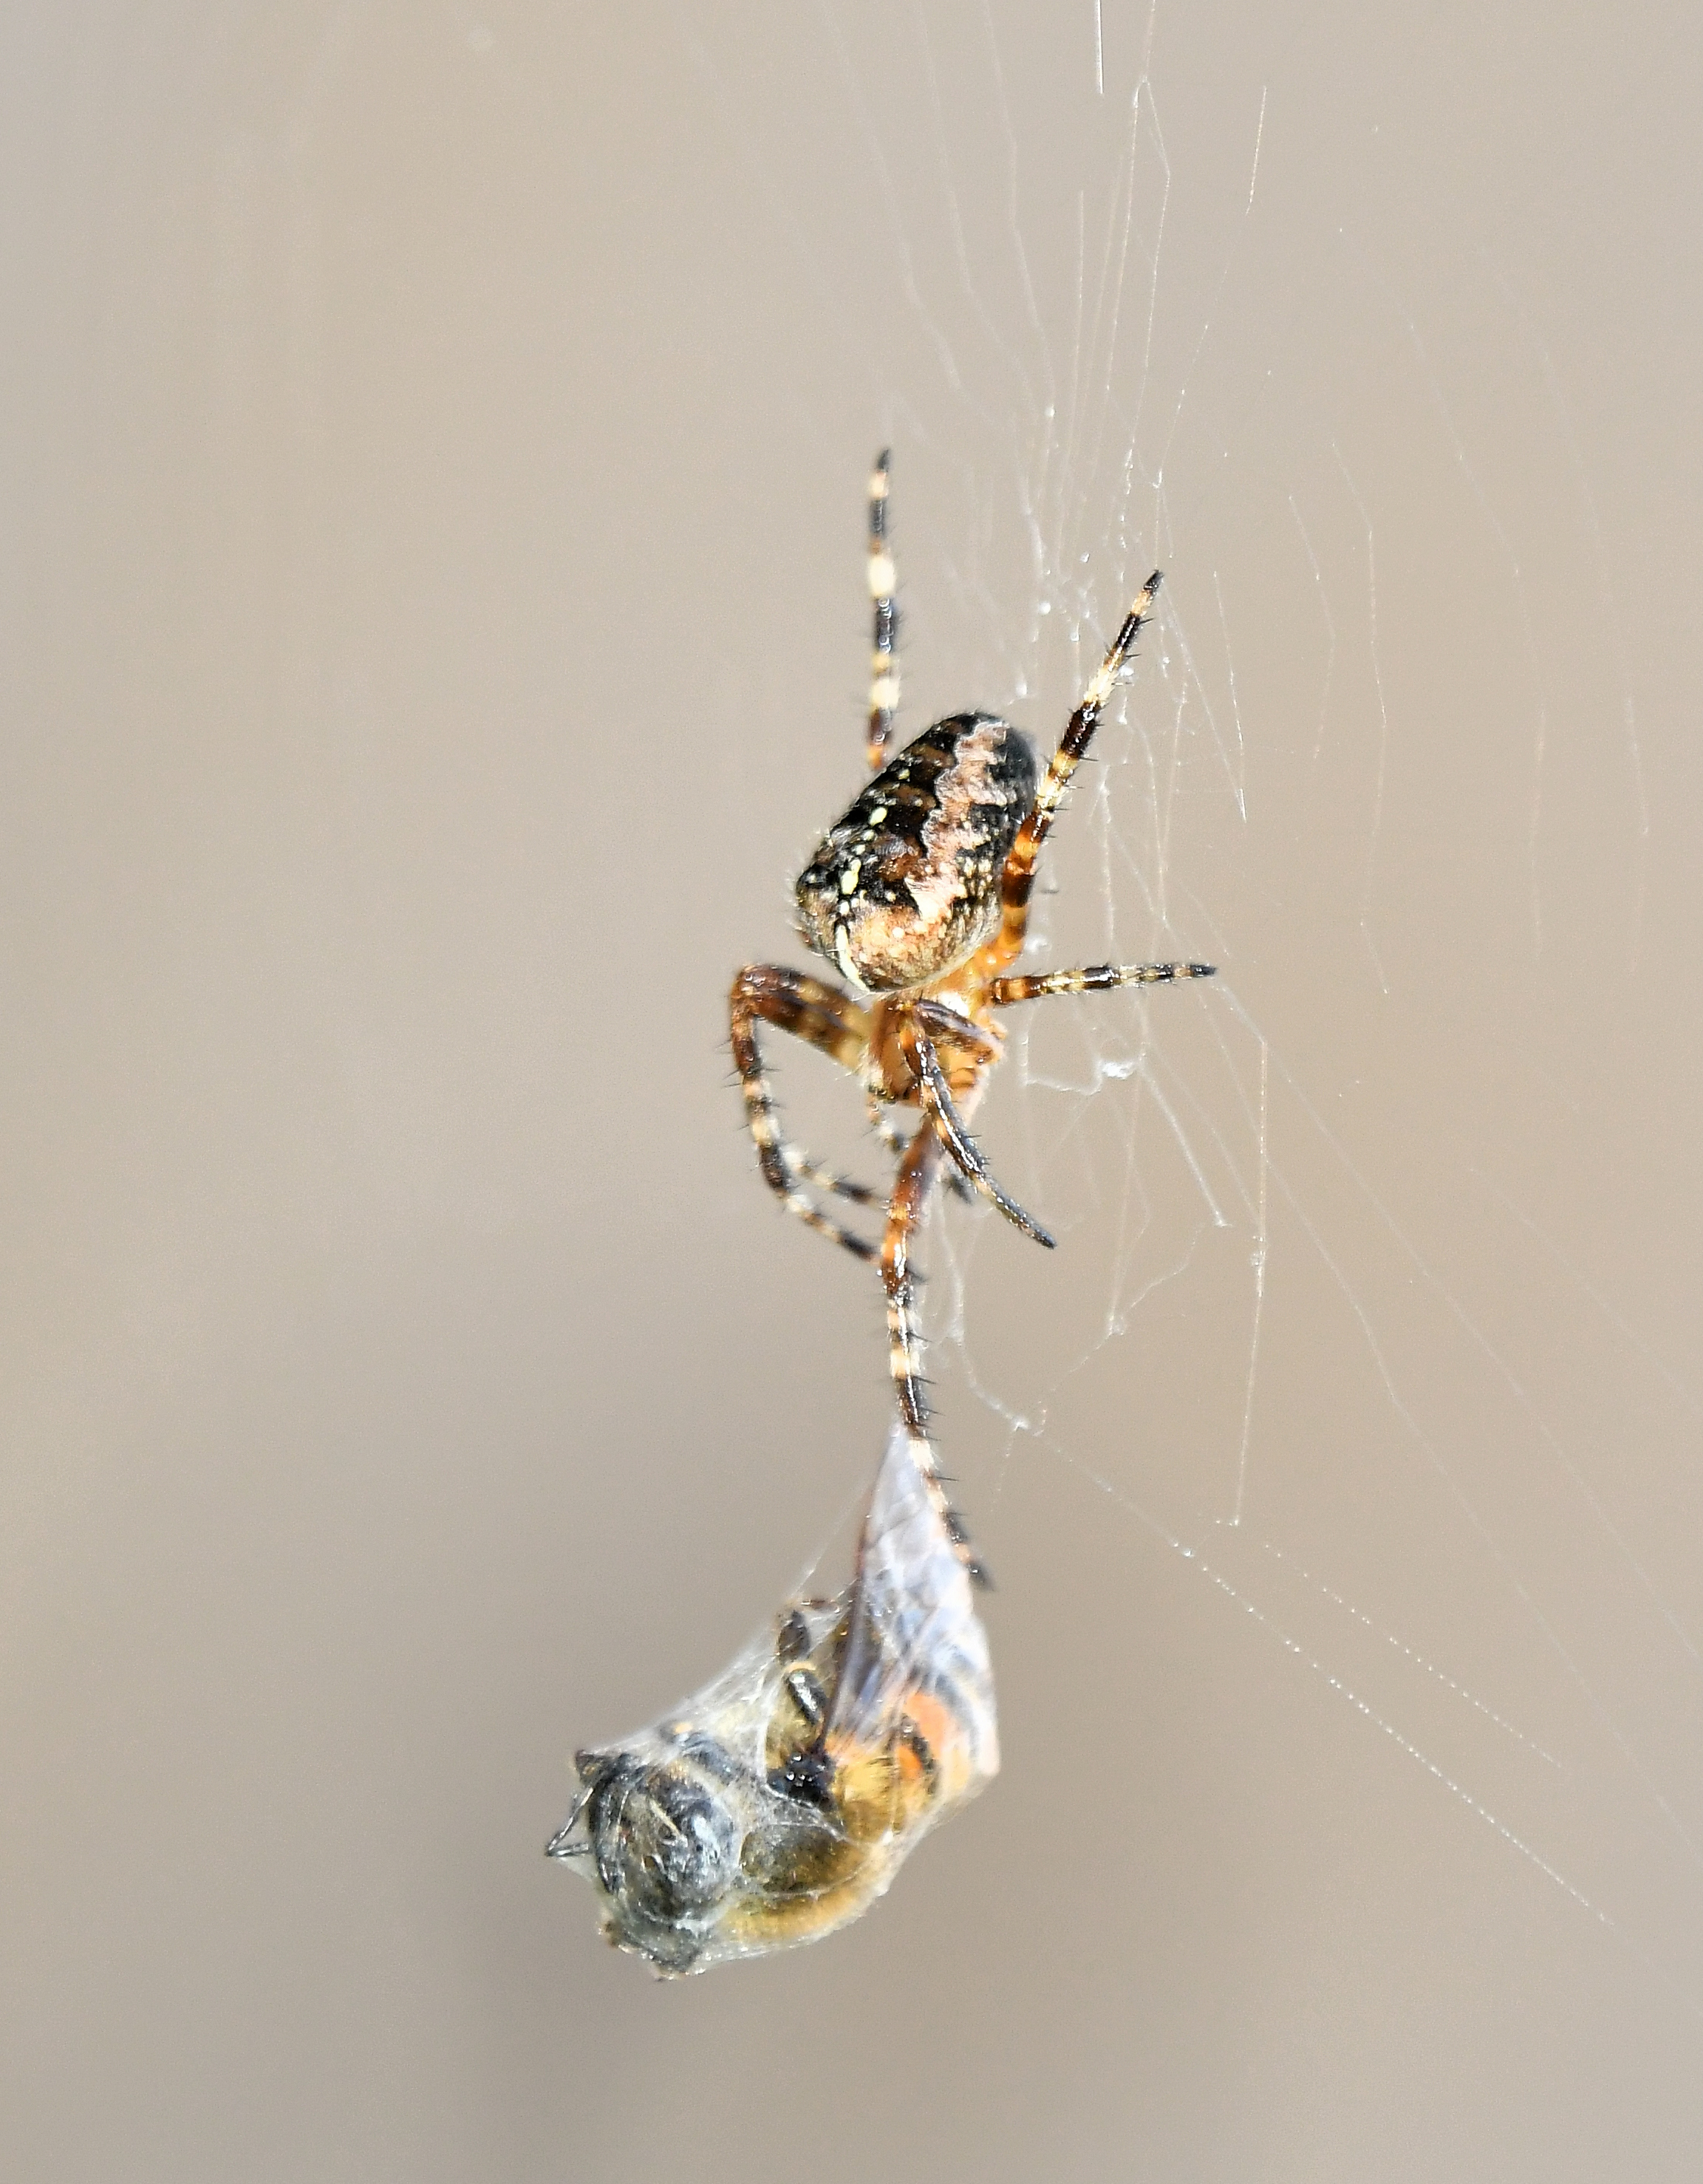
top-left (828, 1425), bottom-right (999, 1807)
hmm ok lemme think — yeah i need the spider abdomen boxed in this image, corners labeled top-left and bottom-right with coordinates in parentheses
top-left (795, 712), bottom-right (1037, 994)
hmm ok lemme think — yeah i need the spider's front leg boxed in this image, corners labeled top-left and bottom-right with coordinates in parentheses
top-left (865, 449), bottom-right (900, 768)
top-left (989, 570), bottom-right (1164, 975)
top-left (729, 965), bottom-right (883, 1262)
top-left (899, 1006), bottom-right (1056, 1250)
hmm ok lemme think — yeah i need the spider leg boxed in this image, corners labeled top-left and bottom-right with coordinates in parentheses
top-left (904, 1000), bottom-right (1002, 1205)
top-left (901, 1021), bottom-right (1056, 1250)
top-left (990, 960), bottom-right (1216, 1006)
top-left (730, 966), bottom-right (881, 1260)
top-left (882, 1123), bottom-right (938, 1440)
top-left (867, 1095), bottom-right (914, 1159)
top-left (987, 570), bottom-right (1164, 972)
top-left (908, 996), bottom-right (1003, 1071)
top-left (866, 450), bottom-right (900, 768)
top-left (868, 1082), bottom-right (976, 1202)
top-left (786, 1158), bottom-right (883, 1207)
top-left (881, 1128), bottom-right (989, 1585)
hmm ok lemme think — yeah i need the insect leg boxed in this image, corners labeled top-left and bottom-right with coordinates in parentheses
top-left (730, 966), bottom-right (879, 1260)
top-left (901, 1023), bottom-right (1056, 1250)
top-left (866, 450), bottom-right (901, 768)
top-left (989, 959), bottom-right (1216, 1005)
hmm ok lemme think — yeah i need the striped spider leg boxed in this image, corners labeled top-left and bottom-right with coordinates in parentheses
top-left (727, 965), bottom-right (881, 1263)
top-left (866, 448), bottom-right (900, 768)
top-left (724, 454), bottom-right (908, 1263)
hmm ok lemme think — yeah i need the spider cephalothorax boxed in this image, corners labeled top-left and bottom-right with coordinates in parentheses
top-left (730, 454), bottom-right (1215, 1538)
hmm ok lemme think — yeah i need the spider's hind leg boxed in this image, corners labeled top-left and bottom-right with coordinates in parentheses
top-left (730, 966), bottom-right (881, 1262)
top-left (879, 1129), bottom-right (989, 1585)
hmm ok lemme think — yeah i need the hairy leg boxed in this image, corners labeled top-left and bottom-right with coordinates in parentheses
top-left (865, 450), bottom-right (901, 768)
top-left (901, 1021), bottom-right (1054, 1248)
top-left (880, 1126), bottom-right (989, 1586)
top-left (986, 570), bottom-right (1164, 973)
top-left (729, 964), bottom-right (878, 1260)
top-left (881, 1122), bottom-right (938, 1439)
top-left (990, 960), bottom-right (1215, 1006)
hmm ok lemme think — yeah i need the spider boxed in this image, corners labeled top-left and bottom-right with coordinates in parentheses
top-left (729, 453), bottom-right (1215, 1456)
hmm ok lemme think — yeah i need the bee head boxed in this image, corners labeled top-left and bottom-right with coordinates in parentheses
top-left (554, 1744), bottom-right (743, 1973)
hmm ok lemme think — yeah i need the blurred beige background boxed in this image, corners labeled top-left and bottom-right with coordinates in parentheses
top-left (4, 3), bottom-right (1700, 2178)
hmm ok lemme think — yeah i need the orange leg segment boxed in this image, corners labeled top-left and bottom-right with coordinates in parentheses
top-left (730, 966), bottom-right (878, 1260)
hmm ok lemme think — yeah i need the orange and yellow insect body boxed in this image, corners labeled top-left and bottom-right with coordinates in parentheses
top-left (548, 1427), bottom-right (998, 1975)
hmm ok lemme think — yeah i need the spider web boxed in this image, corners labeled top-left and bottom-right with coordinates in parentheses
top-left (7, 8), bottom-right (1696, 2180)
top-left (692, 0), bottom-right (1702, 2050)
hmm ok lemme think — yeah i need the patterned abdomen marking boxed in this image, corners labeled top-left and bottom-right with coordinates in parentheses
top-left (796, 713), bottom-right (1038, 993)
